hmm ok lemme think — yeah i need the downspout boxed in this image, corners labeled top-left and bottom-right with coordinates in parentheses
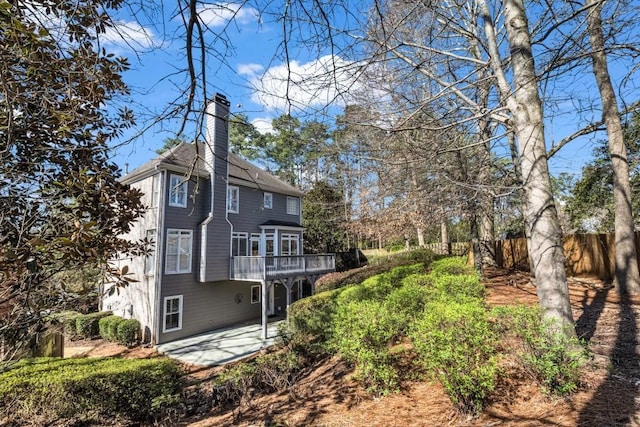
top-left (199, 164), bottom-right (215, 282)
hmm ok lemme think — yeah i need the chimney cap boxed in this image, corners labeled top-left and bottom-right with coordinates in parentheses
top-left (214, 93), bottom-right (230, 106)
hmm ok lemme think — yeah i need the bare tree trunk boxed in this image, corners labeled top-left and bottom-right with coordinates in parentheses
top-left (482, 0), bottom-right (574, 330)
top-left (416, 228), bottom-right (425, 247)
top-left (586, 0), bottom-right (640, 295)
top-left (440, 216), bottom-right (450, 255)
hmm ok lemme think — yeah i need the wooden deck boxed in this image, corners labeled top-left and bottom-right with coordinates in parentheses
top-left (230, 255), bottom-right (335, 281)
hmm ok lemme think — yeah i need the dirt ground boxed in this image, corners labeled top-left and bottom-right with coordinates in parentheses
top-left (65, 268), bottom-right (640, 426)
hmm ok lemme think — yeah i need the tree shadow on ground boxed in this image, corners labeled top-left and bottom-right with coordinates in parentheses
top-left (577, 290), bottom-right (640, 425)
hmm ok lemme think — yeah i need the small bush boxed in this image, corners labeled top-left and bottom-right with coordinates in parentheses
top-left (116, 319), bottom-right (141, 346)
top-left (0, 357), bottom-right (183, 424)
top-left (428, 256), bottom-right (473, 277)
top-left (99, 315), bottom-right (122, 341)
top-left (331, 299), bottom-right (399, 395)
top-left (492, 305), bottom-right (585, 395)
top-left (76, 312), bottom-right (112, 339)
top-left (410, 299), bottom-right (497, 414)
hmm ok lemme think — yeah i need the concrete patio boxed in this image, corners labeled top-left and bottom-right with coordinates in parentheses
top-left (156, 320), bottom-right (284, 366)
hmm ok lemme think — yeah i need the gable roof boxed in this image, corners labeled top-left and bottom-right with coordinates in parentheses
top-left (122, 142), bottom-right (304, 197)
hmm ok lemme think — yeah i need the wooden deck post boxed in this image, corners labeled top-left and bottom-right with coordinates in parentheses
top-left (261, 279), bottom-right (268, 340)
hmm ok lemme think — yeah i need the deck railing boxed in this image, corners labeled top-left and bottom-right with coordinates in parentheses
top-left (230, 254), bottom-right (335, 281)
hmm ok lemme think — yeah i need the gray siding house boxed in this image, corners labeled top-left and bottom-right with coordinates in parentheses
top-left (103, 94), bottom-right (335, 344)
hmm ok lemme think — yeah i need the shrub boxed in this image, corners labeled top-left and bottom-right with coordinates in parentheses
top-left (213, 350), bottom-right (304, 409)
top-left (331, 299), bottom-right (399, 395)
top-left (368, 247), bottom-right (434, 267)
top-left (316, 249), bottom-right (433, 293)
top-left (384, 277), bottom-right (432, 336)
top-left (430, 273), bottom-right (485, 302)
top-left (0, 357), bottom-right (183, 424)
top-left (99, 315), bottom-right (122, 341)
top-left (410, 299), bottom-right (497, 414)
top-left (75, 312), bottom-right (112, 339)
top-left (288, 289), bottom-right (341, 341)
top-left (492, 305), bottom-right (585, 396)
top-left (337, 263), bottom-right (426, 305)
top-left (428, 256), bottom-right (473, 277)
top-left (116, 319), bottom-right (141, 346)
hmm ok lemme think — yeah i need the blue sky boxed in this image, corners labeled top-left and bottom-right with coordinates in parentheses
top-left (103, 2), bottom-right (359, 173)
top-left (101, 1), bottom-right (638, 178)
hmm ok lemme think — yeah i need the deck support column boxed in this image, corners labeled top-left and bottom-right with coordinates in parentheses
top-left (261, 279), bottom-right (268, 340)
top-left (281, 278), bottom-right (293, 329)
top-left (306, 274), bottom-right (319, 295)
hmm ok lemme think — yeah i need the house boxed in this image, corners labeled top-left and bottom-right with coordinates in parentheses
top-left (103, 94), bottom-right (335, 344)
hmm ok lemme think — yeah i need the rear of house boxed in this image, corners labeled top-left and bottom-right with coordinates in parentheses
top-left (103, 94), bottom-right (334, 344)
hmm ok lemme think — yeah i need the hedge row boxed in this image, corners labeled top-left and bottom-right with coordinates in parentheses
top-left (47, 311), bottom-right (140, 346)
top-left (99, 315), bottom-right (141, 346)
top-left (0, 357), bottom-right (183, 424)
top-left (314, 248), bottom-right (435, 293)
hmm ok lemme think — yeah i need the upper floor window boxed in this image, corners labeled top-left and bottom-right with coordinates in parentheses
top-left (263, 192), bottom-right (272, 209)
top-left (232, 232), bottom-right (248, 256)
top-left (227, 185), bottom-right (239, 213)
top-left (151, 174), bottom-right (161, 207)
top-left (281, 234), bottom-right (299, 256)
top-left (286, 197), bottom-right (300, 215)
top-left (144, 229), bottom-right (156, 275)
top-left (169, 174), bottom-right (187, 207)
top-left (165, 229), bottom-right (192, 274)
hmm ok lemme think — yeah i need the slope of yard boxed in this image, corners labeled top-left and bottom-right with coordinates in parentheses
top-left (181, 267), bottom-right (640, 426)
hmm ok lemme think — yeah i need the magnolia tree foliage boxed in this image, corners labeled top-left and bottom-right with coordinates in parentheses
top-left (0, 0), bottom-right (145, 362)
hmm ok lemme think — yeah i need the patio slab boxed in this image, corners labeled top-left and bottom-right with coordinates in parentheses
top-left (156, 321), bottom-right (283, 366)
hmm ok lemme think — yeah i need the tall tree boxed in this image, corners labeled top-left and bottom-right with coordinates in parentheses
top-left (0, 0), bottom-right (145, 362)
top-left (228, 113), bottom-right (265, 159)
top-left (482, 0), bottom-right (573, 329)
top-left (585, 0), bottom-right (640, 294)
top-left (302, 181), bottom-right (347, 253)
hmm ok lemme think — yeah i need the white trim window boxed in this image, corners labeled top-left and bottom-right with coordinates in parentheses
top-left (281, 234), bottom-right (299, 256)
top-left (251, 285), bottom-right (261, 304)
top-left (169, 174), bottom-right (187, 207)
top-left (163, 295), bottom-right (183, 332)
top-left (144, 229), bottom-right (156, 275)
top-left (286, 197), bottom-right (300, 215)
top-left (265, 233), bottom-right (275, 256)
top-left (232, 232), bottom-right (248, 257)
top-left (165, 229), bottom-right (193, 274)
top-left (227, 185), bottom-right (239, 213)
top-left (151, 174), bottom-right (161, 207)
top-left (250, 234), bottom-right (261, 256)
top-left (263, 192), bottom-right (273, 209)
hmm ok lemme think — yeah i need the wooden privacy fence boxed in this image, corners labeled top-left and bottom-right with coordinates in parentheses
top-left (495, 232), bottom-right (639, 282)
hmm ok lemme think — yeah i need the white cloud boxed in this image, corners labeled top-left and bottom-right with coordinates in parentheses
top-left (102, 21), bottom-right (158, 50)
top-left (252, 117), bottom-right (273, 135)
top-left (248, 55), bottom-right (362, 112)
top-left (238, 63), bottom-right (264, 76)
top-left (197, 3), bottom-right (260, 28)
